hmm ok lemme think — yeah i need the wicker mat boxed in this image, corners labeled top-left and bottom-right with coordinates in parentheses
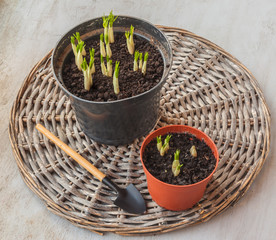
top-left (9, 26), bottom-right (270, 236)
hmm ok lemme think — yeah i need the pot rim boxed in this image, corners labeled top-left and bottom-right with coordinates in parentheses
top-left (51, 15), bottom-right (172, 105)
top-left (140, 125), bottom-right (219, 188)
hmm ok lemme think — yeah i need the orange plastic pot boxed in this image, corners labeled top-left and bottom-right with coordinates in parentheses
top-left (140, 125), bottom-right (219, 211)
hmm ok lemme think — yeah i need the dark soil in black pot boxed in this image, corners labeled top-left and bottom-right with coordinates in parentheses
top-left (142, 132), bottom-right (217, 185)
top-left (62, 32), bottom-right (164, 102)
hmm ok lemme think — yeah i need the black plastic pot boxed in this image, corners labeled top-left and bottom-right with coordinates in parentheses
top-left (52, 16), bottom-right (172, 145)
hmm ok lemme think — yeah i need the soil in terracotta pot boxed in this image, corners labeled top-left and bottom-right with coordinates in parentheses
top-left (142, 132), bottom-right (217, 185)
top-left (62, 32), bottom-right (164, 102)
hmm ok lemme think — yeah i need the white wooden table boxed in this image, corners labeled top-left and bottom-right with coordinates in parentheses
top-left (1, 1), bottom-right (275, 239)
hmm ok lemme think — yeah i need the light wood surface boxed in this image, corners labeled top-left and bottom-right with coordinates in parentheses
top-left (1, 1), bottom-right (275, 239)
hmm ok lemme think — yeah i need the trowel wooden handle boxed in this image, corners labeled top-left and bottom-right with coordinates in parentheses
top-left (35, 124), bottom-right (106, 181)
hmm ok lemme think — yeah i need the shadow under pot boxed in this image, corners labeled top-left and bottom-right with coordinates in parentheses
top-left (140, 125), bottom-right (219, 211)
top-left (51, 15), bottom-right (172, 146)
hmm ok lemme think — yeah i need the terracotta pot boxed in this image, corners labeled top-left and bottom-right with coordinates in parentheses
top-left (140, 125), bottom-right (219, 211)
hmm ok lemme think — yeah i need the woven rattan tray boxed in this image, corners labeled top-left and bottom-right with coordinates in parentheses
top-left (9, 26), bottom-right (271, 236)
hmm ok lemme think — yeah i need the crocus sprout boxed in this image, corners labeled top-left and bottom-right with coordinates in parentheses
top-left (190, 145), bottom-right (197, 157)
top-left (74, 32), bottom-right (86, 56)
top-left (139, 52), bottom-right (143, 70)
top-left (172, 149), bottom-right (183, 177)
top-left (108, 10), bottom-right (118, 43)
top-left (133, 50), bottom-right (139, 71)
top-left (102, 15), bottom-right (109, 43)
top-left (125, 31), bottom-right (130, 52)
top-left (71, 34), bottom-right (85, 70)
top-left (105, 34), bottom-right (112, 58)
top-left (100, 54), bottom-right (107, 76)
top-left (130, 25), bottom-right (134, 47)
top-left (89, 48), bottom-right (95, 74)
top-left (100, 33), bottom-right (106, 57)
top-left (71, 36), bottom-right (77, 56)
top-left (75, 41), bottom-right (85, 71)
top-left (142, 52), bottom-right (148, 75)
top-left (160, 134), bottom-right (172, 156)
top-left (113, 61), bottom-right (120, 94)
top-left (156, 135), bottom-right (162, 152)
top-left (106, 55), bottom-right (113, 77)
top-left (81, 58), bottom-right (92, 91)
top-left (125, 25), bottom-right (135, 54)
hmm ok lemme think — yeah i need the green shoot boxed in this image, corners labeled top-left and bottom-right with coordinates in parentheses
top-left (190, 145), bottom-right (197, 157)
top-left (125, 25), bottom-right (135, 54)
top-left (160, 134), bottom-right (172, 156)
top-left (71, 34), bottom-right (85, 70)
top-left (130, 25), bottom-right (134, 43)
top-left (172, 149), bottom-right (182, 177)
top-left (100, 54), bottom-right (107, 76)
top-left (139, 52), bottom-right (143, 70)
top-left (81, 58), bottom-right (92, 91)
top-left (113, 61), bottom-right (120, 94)
top-left (102, 15), bottom-right (109, 43)
top-left (71, 36), bottom-right (77, 56)
top-left (142, 52), bottom-right (148, 75)
top-left (81, 48), bottom-right (95, 91)
top-left (89, 48), bottom-right (95, 74)
top-left (125, 31), bottom-right (130, 50)
top-left (75, 41), bottom-right (85, 71)
top-left (156, 135), bottom-right (162, 152)
top-left (106, 55), bottom-right (113, 77)
top-left (100, 33), bottom-right (106, 57)
top-left (73, 32), bottom-right (86, 56)
top-left (164, 134), bottom-right (172, 144)
top-left (108, 10), bottom-right (117, 43)
top-left (108, 10), bottom-right (118, 28)
top-left (105, 34), bottom-right (112, 58)
top-left (133, 50), bottom-right (139, 71)
top-left (73, 32), bottom-right (81, 42)
top-left (174, 149), bottom-right (180, 161)
top-left (76, 41), bottom-right (84, 54)
top-left (81, 58), bottom-right (87, 70)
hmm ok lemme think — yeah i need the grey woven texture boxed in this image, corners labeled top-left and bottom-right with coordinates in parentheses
top-left (9, 27), bottom-right (270, 236)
